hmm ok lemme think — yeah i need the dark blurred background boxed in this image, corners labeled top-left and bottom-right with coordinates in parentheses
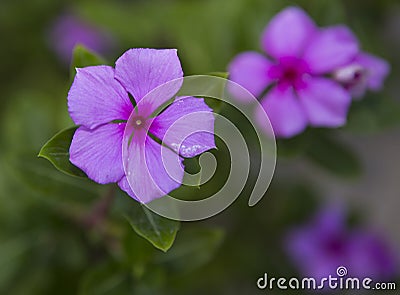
top-left (1, 0), bottom-right (400, 294)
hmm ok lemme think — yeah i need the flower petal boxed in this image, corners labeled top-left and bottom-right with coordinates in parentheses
top-left (118, 176), bottom-right (140, 202)
top-left (355, 52), bottom-right (390, 91)
top-left (150, 96), bottom-right (215, 158)
top-left (122, 128), bottom-right (184, 203)
top-left (348, 231), bottom-right (398, 279)
top-left (70, 123), bottom-right (126, 184)
top-left (261, 7), bottom-right (317, 58)
top-left (303, 25), bottom-right (359, 74)
top-left (298, 78), bottom-right (351, 127)
top-left (258, 87), bottom-right (307, 138)
top-left (115, 48), bottom-right (183, 111)
top-left (228, 51), bottom-right (272, 98)
top-left (68, 66), bottom-right (133, 129)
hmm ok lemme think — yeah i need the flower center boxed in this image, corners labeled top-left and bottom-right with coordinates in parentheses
top-left (268, 56), bottom-right (310, 91)
top-left (323, 234), bottom-right (347, 257)
top-left (282, 67), bottom-right (300, 83)
top-left (130, 116), bottom-right (147, 130)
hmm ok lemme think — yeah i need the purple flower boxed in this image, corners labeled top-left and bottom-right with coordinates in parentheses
top-left (68, 49), bottom-right (215, 203)
top-left (48, 13), bottom-right (114, 63)
top-left (228, 7), bottom-right (389, 138)
top-left (285, 204), bottom-right (398, 281)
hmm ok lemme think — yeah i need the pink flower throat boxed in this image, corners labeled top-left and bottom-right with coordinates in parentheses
top-left (129, 115), bottom-right (149, 130)
top-left (268, 56), bottom-right (310, 91)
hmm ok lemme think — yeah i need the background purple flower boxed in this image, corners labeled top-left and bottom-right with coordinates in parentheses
top-left (228, 7), bottom-right (389, 138)
top-left (48, 12), bottom-right (115, 63)
top-left (333, 52), bottom-right (390, 98)
top-left (68, 49), bottom-right (215, 203)
top-left (284, 204), bottom-right (398, 281)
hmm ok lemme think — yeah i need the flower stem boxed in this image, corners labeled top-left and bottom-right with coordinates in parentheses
top-left (82, 185), bottom-right (116, 229)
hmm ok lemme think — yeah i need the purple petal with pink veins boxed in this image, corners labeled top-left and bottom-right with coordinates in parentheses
top-left (150, 96), bottom-right (215, 158)
top-left (68, 66), bottom-right (133, 129)
top-left (118, 176), bottom-right (140, 202)
top-left (122, 127), bottom-right (184, 203)
top-left (70, 123), bottom-right (126, 184)
top-left (115, 48), bottom-right (183, 113)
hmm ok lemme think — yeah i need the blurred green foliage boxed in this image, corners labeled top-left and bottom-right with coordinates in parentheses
top-left (1, 0), bottom-right (399, 294)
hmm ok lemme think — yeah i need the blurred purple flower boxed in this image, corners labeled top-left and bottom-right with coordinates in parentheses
top-left (285, 204), bottom-right (398, 281)
top-left (333, 52), bottom-right (390, 99)
top-left (48, 13), bottom-right (114, 63)
top-left (68, 49), bottom-right (215, 203)
top-left (228, 7), bottom-right (389, 138)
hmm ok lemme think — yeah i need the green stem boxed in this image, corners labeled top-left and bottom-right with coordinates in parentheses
top-left (82, 186), bottom-right (116, 229)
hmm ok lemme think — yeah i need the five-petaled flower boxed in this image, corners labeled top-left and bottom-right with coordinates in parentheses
top-left (68, 49), bottom-right (215, 203)
top-left (229, 7), bottom-right (390, 138)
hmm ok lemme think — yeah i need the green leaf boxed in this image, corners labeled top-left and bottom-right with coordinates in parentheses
top-left (277, 129), bottom-right (313, 158)
top-left (181, 157), bottom-right (202, 188)
top-left (204, 73), bottom-right (228, 113)
top-left (78, 262), bottom-right (130, 295)
top-left (0, 235), bottom-right (32, 289)
top-left (207, 72), bottom-right (229, 79)
top-left (70, 45), bottom-right (107, 81)
top-left (198, 72), bottom-right (229, 113)
top-left (345, 95), bottom-right (400, 134)
top-left (155, 227), bottom-right (224, 273)
top-left (117, 191), bottom-right (180, 252)
top-left (120, 224), bottom-right (157, 277)
top-left (305, 133), bottom-right (362, 178)
top-left (10, 155), bottom-right (99, 205)
top-left (38, 126), bottom-right (87, 178)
